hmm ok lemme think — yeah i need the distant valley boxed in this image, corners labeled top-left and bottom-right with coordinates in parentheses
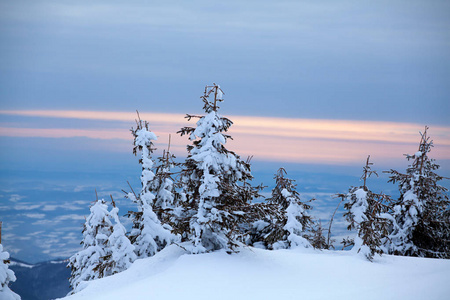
top-left (9, 258), bottom-right (71, 300)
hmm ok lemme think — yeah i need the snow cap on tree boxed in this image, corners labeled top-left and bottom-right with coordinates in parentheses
top-left (386, 127), bottom-right (450, 258)
top-left (177, 84), bottom-right (254, 253)
top-left (343, 156), bottom-right (393, 261)
top-left (68, 198), bottom-right (113, 293)
top-left (133, 201), bottom-right (174, 257)
top-left (128, 115), bottom-right (175, 258)
top-left (97, 201), bottom-right (137, 277)
top-left (152, 137), bottom-right (180, 224)
top-left (253, 168), bottom-right (313, 250)
top-left (69, 197), bottom-right (138, 294)
top-left (0, 244), bottom-right (21, 300)
top-left (280, 187), bottom-right (312, 249)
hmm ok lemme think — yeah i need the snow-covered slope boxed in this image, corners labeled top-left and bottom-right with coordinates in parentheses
top-left (61, 245), bottom-right (450, 300)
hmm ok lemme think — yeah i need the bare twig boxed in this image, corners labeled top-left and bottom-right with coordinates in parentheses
top-left (127, 181), bottom-right (139, 200)
top-left (136, 110), bottom-right (141, 123)
top-left (110, 194), bottom-right (116, 208)
top-left (328, 194), bottom-right (345, 248)
top-left (173, 242), bottom-right (189, 252)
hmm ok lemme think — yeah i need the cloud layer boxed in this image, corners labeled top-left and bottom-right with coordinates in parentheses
top-left (1, 110), bottom-right (449, 166)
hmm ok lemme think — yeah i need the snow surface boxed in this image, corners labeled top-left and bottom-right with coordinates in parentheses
top-left (61, 245), bottom-right (450, 300)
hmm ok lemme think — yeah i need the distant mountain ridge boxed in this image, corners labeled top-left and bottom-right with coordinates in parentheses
top-left (9, 257), bottom-right (71, 300)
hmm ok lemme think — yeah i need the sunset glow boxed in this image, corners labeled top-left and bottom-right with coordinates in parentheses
top-left (1, 110), bottom-right (449, 165)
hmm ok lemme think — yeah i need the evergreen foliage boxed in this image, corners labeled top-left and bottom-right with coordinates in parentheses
top-left (65, 85), bottom-right (450, 294)
top-left (69, 198), bottom-right (137, 294)
top-left (127, 116), bottom-right (174, 258)
top-left (386, 127), bottom-right (450, 258)
top-left (151, 139), bottom-right (182, 229)
top-left (176, 84), bottom-right (256, 253)
top-left (250, 168), bottom-right (313, 250)
top-left (96, 199), bottom-right (136, 278)
top-left (68, 199), bottom-right (112, 292)
top-left (343, 156), bottom-right (393, 261)
top-left (0, 244), bottom-right (20, 300)
top-left (309, 222), bottom-right (329, 250)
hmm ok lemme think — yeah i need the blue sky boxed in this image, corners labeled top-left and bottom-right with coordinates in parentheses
top-left (1, 0), bottom-right (449, 123)
top-left (0, 0), bottom-right (449, 262)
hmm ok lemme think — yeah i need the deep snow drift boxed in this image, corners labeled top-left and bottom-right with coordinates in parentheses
top-left (61, 245), bottom-right (450, 300)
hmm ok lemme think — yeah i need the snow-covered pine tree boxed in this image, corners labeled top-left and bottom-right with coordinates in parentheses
top-left (0, 244), bottom-right (20, 300)
top-left (127, 115), bottom-right (173, 258)
top-left (344, 156), bottom-right (393, 261)
top-left (176, 84), bottom-right (255, 253)
top-left (68, 199), bottom-right (113, 292)
top-left (309, 221), bottom-right (328, 250)
top-left (151, 137), bottom-right (181, 228)
top-left (386, 127), bottom-right (450, 258)
top-left (96, 198), bottom-right (136, 278)
top-left (252, 168), bottom-right (313, 250)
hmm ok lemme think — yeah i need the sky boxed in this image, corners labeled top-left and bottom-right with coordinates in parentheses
top-left (0, 0), bottom-right (449, 263)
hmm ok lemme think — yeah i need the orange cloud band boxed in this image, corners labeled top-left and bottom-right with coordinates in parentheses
top-left (1, 110), bottom-right (449, 165)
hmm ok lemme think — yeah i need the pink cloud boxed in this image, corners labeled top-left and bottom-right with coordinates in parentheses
top-left (1, 110), bottom-right (449, 165)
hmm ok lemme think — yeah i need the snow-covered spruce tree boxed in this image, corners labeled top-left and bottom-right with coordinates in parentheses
top-left (309, 221), bottom-right (328, 250)
top-left (343, 156), bottom-right (393, 261)
top-left (176, 84), bottom-right (255, 253)
top-left (68, 199), bottom-right (112, 292)
top-left (0, 244), bottom-right (20, 300)
top-left (95, 198), bottom-right (136, 278)
top-left (251, 168), bottom-right (313, 250)
top-left (127, 115), bottom-right (174, 258)
top-left (151, 138), bottom-right (181, 228)
top-left (386, 127), bottom-right (450, 258)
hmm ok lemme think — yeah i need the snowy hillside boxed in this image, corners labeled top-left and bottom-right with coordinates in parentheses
top-left (61, 245), bottom-right (450, 300)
